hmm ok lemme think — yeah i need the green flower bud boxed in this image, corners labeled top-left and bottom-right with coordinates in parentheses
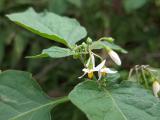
top-left (82, 42), bottom-right (87, 48)
top-left (73, 53), bottom-right (79, 59)
top-left (152, 80), bottom-right (160, 97)
top-left (105, 37), bottom-right (114, 42)
top-left (86, 37), bottom-right (92, 44)
top-left (98, 37), bottom-right (114, 43)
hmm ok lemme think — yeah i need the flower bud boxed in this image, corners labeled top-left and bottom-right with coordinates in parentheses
top-left (108, 50), bottom-right (121, 66)
top-left (82, 42), bottom-right (87, 48)
top-left (106, 37), bottom-right (114, 42)
top-left (103, 37), bottom-right (114, 43)
top-left (73, 52), bottom-right (79, 59)
top-left (152, 81), bottom-right (160, 97)
top-left (86, 37), bottom-right (92, 44)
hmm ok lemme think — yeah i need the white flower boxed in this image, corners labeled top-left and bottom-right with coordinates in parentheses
top-left (79, 54), bottom-right (97, 79)
top-left (152, 81), bottom-right (160, 97)
top-left (79, 53), bottom-right (118, 80)
top-left (98, 68), bottom-right (117, 80)
top-left (108, 50), bottom-right (121, 66)
top-left (93, 60), bottom-right (117, 80)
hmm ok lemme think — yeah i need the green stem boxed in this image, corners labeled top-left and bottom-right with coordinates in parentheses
top-left (135, 66), bottom-right (140, 84)
top-left (141, 68), bottom-right (149, 89)
top-left (128, 68), bottom-right (133, 80)
top-left (51, 96), bottom-right (70, 105)
top-left (91, 52), bottom-right (103, 61)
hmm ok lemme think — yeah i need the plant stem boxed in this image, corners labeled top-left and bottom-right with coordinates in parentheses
top-left (91, 52), bottom-right (103, 61)
top-left (128, 68), bottom-right (133, 80)
top-left (141, 68), bottom-right (149, 89)
top-left (135, 65), bottom-right (140, 84)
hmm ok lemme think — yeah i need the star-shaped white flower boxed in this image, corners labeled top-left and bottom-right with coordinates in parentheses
top-left (94, 60), bottom-right (117, 80)
top-left (79, 54), bottom-right (118, 80)
top-left (79, 53), bottom-right (97, 79)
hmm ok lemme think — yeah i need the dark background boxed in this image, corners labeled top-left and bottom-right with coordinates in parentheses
top-left (0, 0), bottom-right (160, 119)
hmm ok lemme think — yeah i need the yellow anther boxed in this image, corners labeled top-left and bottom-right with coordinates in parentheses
top-left (101, 72), bottom-right (107, 76)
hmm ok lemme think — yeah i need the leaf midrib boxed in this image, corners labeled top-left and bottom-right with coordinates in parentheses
top-left (103, 88), bottom-right (128, 120)
top-left (9, 96), bottom-right (69, 120)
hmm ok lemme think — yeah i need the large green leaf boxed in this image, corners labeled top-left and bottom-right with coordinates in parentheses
top-left (69, 80), bottom-right (160, 120)
top-left (27, 46), bottom-right (75, 58)
top-left (0, 70), bottom-right (68, 120)
top-left (6, 8), bottom-right (87, 47)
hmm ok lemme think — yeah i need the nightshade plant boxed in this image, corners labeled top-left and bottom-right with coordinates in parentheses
top-left (1, 8), bottom-right (160, 120)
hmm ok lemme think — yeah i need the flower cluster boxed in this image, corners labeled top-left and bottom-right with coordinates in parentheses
top-left (128, 65), bottom-right (160, 98)
top-left (79, 49), bottom-right (121, 80)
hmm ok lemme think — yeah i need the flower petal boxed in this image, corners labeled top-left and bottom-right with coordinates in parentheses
top-left (86, 58), bottom-right (91, 67)
top-left (91, 53), bottom-right (95, 67)
top-left (94, 60), bottom-right (106, 71)
top-left (98, 71), bottom-right (102, 80)
top-left (82, 68), bottom-right (89, 73)
top-left (103, 68), bottom-right (117, 74)
top-left (79, 68), bottom-right (90, 79)
top-left (78, 72), bottom-right (87, 79)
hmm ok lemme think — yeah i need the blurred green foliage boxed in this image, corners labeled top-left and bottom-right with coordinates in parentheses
top-left (1, 0), bottom-right (160, 119)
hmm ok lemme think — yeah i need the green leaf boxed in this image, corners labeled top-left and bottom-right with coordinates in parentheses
top-left (6, 8), bottom-right (87, 47)
top-left (69, 80), bottom-right (160, 120)
top-left (90, 41), bottom-right (128, 53)
top-left (0, 0), bottom-right (5, 11)
top-left (27, 46), bottom-right (75, 58)
top-left (123, 0), bottom-right (148, 13)
top-left (0, 70), bottom-right (68, 120)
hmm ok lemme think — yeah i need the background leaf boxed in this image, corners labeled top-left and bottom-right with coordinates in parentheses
top-left (123, 0), bottom-right (148, 13)
top-left (6, 8), bottom-right (87, 47)
top-left (69, 80), bottom-right (160, 120)
top-left (68, 0), bottom-right (82, 8)
top-left (0, 70), bottom-right (68, 120)
top-left (11, 33), bottom-right (28, 67)
top-left (48, 0), bottom-right (69, 14)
